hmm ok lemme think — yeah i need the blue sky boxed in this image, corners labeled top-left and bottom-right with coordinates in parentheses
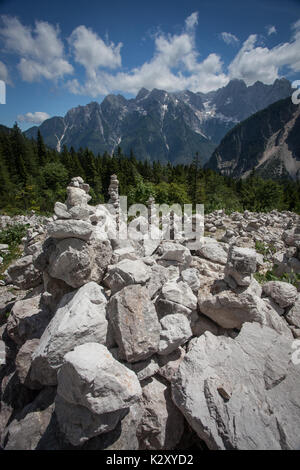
top-left (0, 0), bottom-right (300, 130)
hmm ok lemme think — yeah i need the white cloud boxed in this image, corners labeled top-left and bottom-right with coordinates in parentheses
top-left (0, 60), bottom-right (11, 85)
top-left (0, 15), bottom-right (73, 82)
top-left (220, 32), bottom-right (239, 45)
top-left (267, 25), bottom-right (277, 36)
top-left (185, 12), bottom-right (198, 31)
top-left (68, 25), bottom-right (122, 80)
top-left (17, 111), bottom-right (50, 124)
top-left (67, 13), bottom-right (228, 96)
top-left (228, 28), bottom-right (300, 85)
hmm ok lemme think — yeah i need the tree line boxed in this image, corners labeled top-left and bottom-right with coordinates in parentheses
top-left (0, 124), bottom-right (300, 215)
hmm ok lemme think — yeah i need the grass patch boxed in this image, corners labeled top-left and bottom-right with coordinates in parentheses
top-left (0, 224), bottom-right (29, 279)
top-left (254, 268), bottom-right (300, 288)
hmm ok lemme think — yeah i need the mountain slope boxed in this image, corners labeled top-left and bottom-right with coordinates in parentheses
top-left (206, 98), bottom-right (300, 179)
top-left (25, 78), bottom-right (293, 164)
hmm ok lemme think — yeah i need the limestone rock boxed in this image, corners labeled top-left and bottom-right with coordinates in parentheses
top-left (103, 259), bottom-right (150, 295)
top-left (7, 294), bottom-right (52, 346)
top-left (172, 322), bottom-right (300, 450)
top-left (156, 242), bottom-right (192, 268)
top-left (156, 280), bottom-right (197, 318)
top-left (196, 238), bottom-right (228, 265)
top-left (47, 220), bottom-right (92, 241)
top-left (30, 282), bottom-right (108, 386)
top-left (108, 285), bottom-right (160, 363)
top-left (286, 295), bottom-right (300, 328)
top-left (5, 255), bottom-right (42, 290)
top-left (55, 343), bottom-right (142, 446)
top-left (137, 377), bottom-right (184, 450)
top-left (262, 281), bottom-right (298, 309)
top-left (48, 238), bottom-right (91, 288)
top-left (180, 268), bottom-right (201, 292)
top-left (158, 314), bottom-right (192, 355)
top-left (224, 246), bottom-right (257, 287)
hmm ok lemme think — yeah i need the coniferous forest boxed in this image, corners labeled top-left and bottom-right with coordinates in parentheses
top-left (1, 123), bottom-right (300, 215)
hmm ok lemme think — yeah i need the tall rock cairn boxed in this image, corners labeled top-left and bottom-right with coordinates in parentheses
top-left (108, 174), bottom-right (120, 230)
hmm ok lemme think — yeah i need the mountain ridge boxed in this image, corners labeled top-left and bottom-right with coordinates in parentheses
top-left (24, 78), bottom-right (293, 165)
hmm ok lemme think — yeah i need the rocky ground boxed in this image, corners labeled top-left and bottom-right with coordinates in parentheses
top-left (0, 176), bottom-right (300, 450)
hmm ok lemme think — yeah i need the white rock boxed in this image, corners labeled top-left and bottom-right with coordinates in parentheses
top-left (30, 282), bottom-right (108, 386)
top-left (172, 322), bottom-right (300, 450)
top-left (47, 220), bottom-right (92, 241)
top-left (262, 281), bottom-right (298, 309)
top-left (158, 314), bottom-right (192, 355)
top-left (181, 268), bottom-right (201, 292)
top-left (108, 284), bottom-right (160, 363)
top-left (55, 343), bottom-right (142, 445)
top-left (103, 259), bottom-right (150, 294)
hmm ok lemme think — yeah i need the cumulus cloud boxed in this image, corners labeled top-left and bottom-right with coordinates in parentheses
top-left (228, 27), bottom-right (300, 85)
top-left (0, 15), bottom-right (73, 82)
top-left (68, 25), bottom-right (122, 80)
top-left (267, 25), bottom-right (277, 36)
top-left (67, 12), bottom-right (228, 96)
top-left (17, 111), bottom-right (50, 124)
top-left (220, 32), bottom-right (239, 45)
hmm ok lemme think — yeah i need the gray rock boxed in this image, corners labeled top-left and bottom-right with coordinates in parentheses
top-left (66, 186), bottom-right (91, 208)
top-left (156, 280), bottom-right (197, 318)
top-left (286, 295), bottom-right (300, 328)
top-left (196, 238), bottom-right (228, 265)
top-left (7, 294), bottom-right (52, 346)
top-left (262, 281), bottom-right (298, 309)
top-left (55, 343), bottom-right (142, 446)
top-left (108, 284), bottom-right (161, 363)
top-left (48, 238), bottom-right (91, 288)
top-left (5, 255), bottom-right (42, 290)
top-left (156, 242), bottom-right (192, 268)
top-left (157, 347), bottom-right (186, 382)
top-left (128, 357), bottom-right (160, 382)
top-left (147, 264), bottom-right (179, 299)
top-left (103, 259), bottom-right (150, 294)
top-left (47, 220), bottom-right (92, 241)
top-left (224, 246), bottom-right (257, 287)
top-left (172, 322), bottom-right (300, 450)
top-left (30, 282), bottom-right (108, 386)
top-left (158, 314), bottom-right (192, 355)
top-left (54, 202), bottom-right (71, 219)
top-left (137, 377), bottom-right (184, 450)
top-left (3, 387), bottom-right (56, 450)
top-left (15, 338), bottom-right (40, 387)
top-left (180, 268), bottom-right (201, 292)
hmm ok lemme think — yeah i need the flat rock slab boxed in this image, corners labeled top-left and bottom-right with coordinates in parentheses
top-left (172, 322), bottom-right (300, 450)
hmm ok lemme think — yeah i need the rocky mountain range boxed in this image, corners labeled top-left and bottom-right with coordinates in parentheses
top-left (207, 97), bottom-right (300, 180)
top-left (25, 78), bottom-right (293, 166)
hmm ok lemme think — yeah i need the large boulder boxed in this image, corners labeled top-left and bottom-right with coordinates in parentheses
top-left (55, 343), bottom-right (142, 446)
top-left (262, 281), bottom-right (298, 309)
top-left (224, 246), bottom-right (257, 287)
top-left (5, 255), bottom-right (42, 289)
top-left (137, 377), bottom-right (184, 450)
top-left (30, 282), bottom-right (108, 386)
top-left (108, 285), bottom-right (161, 363)
top-left (195, 238), bottom-right (228, 265)
top-left (47, 220), bottom-right (92, 241)
top-left (156, 242), bottom-right (192, 268)
top-left (156, 280), bottom-right (197, 318)
top-left (6, 294), bottom-right (52, 346)
top-left (286, 295), bottom-right (300, 328)
top-left (158, 314), bottom-right (192, 356)
top-left (103, 259), bottom-right (150, 294)
top-left (172, 322), bottom-right (300, 450)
